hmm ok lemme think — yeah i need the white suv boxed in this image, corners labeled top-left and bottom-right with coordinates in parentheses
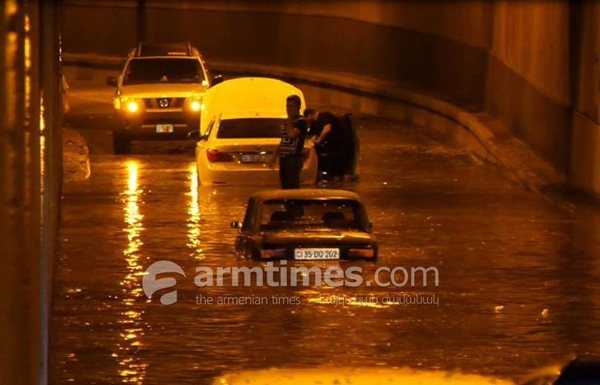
top-left (107, 43), bottom-right (212, 153)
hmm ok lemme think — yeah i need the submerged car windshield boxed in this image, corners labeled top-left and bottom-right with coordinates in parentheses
top-left (217, 118), bottom-right (284, 139)
top-left (259, 199), bottom-right (367, 231)
top-left (123, 58), bottom-right (203, 85)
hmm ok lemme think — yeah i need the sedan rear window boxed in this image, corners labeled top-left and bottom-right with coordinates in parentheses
top-left (123, 58), bottom-right (203, 85)
top-left (259, 199), bottom-right (366, 231)
top-left (217, 118), bottom-right (284, 139)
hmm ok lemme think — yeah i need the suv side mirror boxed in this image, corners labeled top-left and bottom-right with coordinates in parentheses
top-left (212, 74), bottom-right (224, 87)
top-left (187, 130), bottom-right (201, 140)
top-left (188, 130), bottom-right (208, 141)
top-left (230, 221), bottom-right (242, 229)
top-left (106, 76), bottom-right (118, 87)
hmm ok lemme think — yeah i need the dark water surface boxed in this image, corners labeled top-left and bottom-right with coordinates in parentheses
top-left (51, 117), bottom-right (600, 384)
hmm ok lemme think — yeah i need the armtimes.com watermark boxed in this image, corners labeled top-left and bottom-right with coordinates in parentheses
top-left (142, 260), bottom-right (440, 306)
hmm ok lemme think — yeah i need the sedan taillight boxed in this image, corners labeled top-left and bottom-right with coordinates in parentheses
top-left (207, 149), bottom-right (234, 163)
top-left (260, 249), bottom-right (286, 259)
top-left (348, 248), bottom-right (375, 258)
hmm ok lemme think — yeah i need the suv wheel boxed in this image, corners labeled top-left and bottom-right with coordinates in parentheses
top-left (113, 133), bottom-right (132, 154)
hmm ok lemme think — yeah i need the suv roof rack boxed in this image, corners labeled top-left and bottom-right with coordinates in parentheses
top-left (135, 42), bottom-right (194, 57)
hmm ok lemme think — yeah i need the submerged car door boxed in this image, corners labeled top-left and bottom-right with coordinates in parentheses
top-left (237, 198), bottom-right (259, 257)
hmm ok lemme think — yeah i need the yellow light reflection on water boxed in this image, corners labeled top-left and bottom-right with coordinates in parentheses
top-left (24, 15), bottom-right (31, 117)
top-left (117, 161), bottom-right (147, 384)
top-left (187, 164), bottom-right (205, 260)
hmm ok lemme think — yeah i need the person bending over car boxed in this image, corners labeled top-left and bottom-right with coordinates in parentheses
top-left (276, 95), bottom-right (308, 189)
top-left (305, 108), bottom-right (347, 180)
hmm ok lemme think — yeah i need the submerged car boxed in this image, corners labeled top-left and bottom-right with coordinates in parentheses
top-left (212, 358), bottom-right (600, 385)
top-left (232, 189), bottom-right (377, 260)
top-left (194, 77), bottom-right (318, 185)
top-left (212, 367), bottom-right (513, 385)
top-left (107, 42), bottom-right (212, 153)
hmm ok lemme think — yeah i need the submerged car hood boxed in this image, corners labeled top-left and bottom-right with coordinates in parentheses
top-left (261, 230), bottom-right (374, 246)
top-left (120, 83), bottom-right (206, 98)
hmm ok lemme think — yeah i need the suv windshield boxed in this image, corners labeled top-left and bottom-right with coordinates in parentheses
top-left (123, 58), bottom-right (203, 85)
top-left (217, 118), bottom-right (284, 139)
top-left (259, 199), bottom-right (367, 231)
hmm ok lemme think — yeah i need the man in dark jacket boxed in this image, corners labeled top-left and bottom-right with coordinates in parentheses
top-left (305, 109), bottom-right (347, 180)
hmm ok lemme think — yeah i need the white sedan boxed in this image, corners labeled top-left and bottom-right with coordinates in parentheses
top-left (195, 111), bottom-right (318, 185)
top-left (194, 77), bottom-right (318, 186)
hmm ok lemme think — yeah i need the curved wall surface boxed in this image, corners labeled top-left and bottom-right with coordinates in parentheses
top-left (62, 0), bottom-right (600, 194)
top-left (63, 1), bottom-right (491, 108)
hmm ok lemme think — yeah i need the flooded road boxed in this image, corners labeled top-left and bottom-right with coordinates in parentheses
top-left (51, 115), bottom-right (600, 384)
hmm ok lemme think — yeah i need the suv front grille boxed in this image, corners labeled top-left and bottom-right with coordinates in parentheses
top-left (143, 97), bottom-right (185, 109)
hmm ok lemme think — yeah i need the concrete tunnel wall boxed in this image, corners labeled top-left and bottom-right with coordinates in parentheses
top-left (1, 2), bottom-right (63, 384)
top-left (61, 0), bottom-right (600, 195)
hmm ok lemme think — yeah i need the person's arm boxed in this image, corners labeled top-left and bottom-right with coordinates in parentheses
top-left (314, 124), bottom-right (331, 145)
top-left (271, 122), bottom-right (285, 168)
top-left (285, 118), bottom-right (301, 139)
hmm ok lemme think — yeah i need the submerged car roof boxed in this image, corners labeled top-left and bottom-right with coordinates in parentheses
top-left (252, 189), bottom-right (361, 202)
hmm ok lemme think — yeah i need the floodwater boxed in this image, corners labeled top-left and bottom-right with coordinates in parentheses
top-left (51, 116), bottom-right (600, 384)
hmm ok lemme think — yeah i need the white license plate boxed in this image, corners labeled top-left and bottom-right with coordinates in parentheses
top-left (241, 154), bottom-right (271, 163)
top-left (294, 248), bottom-right (340, 260)
top-left (156, 124), bottom-right (174, 133)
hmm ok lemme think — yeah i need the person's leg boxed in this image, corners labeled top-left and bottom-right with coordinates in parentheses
top-left (315, 146), bottom-right (327, 180)
top-left (280, 156), bottom-right (297, 189)
top-left (279, 157), bottom-right (289, 189)
top-left (291, 156), bottom-right (302, 188)
top-left (318, 146), bottom-right (333, 180)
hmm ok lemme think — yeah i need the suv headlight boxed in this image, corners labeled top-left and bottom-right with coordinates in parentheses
top-left (190, 100), bottom-right (201, 112)
top-left (186, 96), bottom-right (203, 112)
top-left (116, 97), bottom-right (142, 113)
top-left (125, 100), bottom-right (140, 113)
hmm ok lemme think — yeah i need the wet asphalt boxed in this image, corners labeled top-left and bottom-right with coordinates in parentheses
top-left (51, 85), bottom-right (600, 384)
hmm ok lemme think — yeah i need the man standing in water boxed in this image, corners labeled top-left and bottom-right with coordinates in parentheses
top-left (277, 95), bottom-right (308, 189)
